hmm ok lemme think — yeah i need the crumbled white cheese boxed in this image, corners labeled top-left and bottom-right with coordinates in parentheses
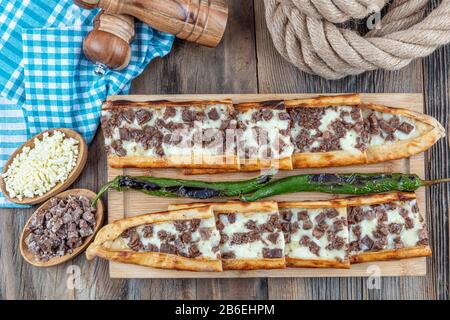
top-left (2, 131), bottom-right (79, 200)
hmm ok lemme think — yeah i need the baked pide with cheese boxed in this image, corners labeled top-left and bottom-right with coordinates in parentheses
top-left (286, 94), bottom-right (445, 168)
top-left (286, 94), bottom-right (366, 168)
top-left (173, 201), bottom-right (350, 269)
top-left (86, 206), bottom-right (223, 272)
top-left (234, 101), bottom-right (294, 171)
top-left (88, 193), bottom-right (431, 271)
top-left (278, 201), bottom-right (350, 269)
top-left (345, 192), bottom-right (431, 263)
top-left (101, 99), bottom-right (239, 169)
top-left (168, 192), bottom-right (430, 270)
top-left (168, 202), bottom-right (286, 270)
top-left (188, 94), bottom-right (444, 174)
top-left (101, 95), bottom-right (444, 171)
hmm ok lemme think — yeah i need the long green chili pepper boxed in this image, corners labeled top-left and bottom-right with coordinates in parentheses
top-left (91, 174), bottom-right (273, 206)
top-left (240, 173), bottom-right (450, 202)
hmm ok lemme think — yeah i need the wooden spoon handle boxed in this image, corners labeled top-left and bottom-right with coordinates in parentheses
top-left (83, 11), bottom-right (135, 72)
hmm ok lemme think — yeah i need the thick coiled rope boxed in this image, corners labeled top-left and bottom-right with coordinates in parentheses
top-left (264, 0), bottom-right (450, 79)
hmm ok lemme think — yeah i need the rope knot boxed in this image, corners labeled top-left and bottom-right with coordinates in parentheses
top-left (264, 0), bottom-right (450, 79)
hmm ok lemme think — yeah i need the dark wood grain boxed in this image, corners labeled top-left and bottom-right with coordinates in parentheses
top-left (127, 0), bottom-right (262, 300)
top-left (423, 37), bottom-right (450, 301)
top-left (253, 0), bottom-right (447, 300)
top-left (0, 0), bottom-right (448, 300)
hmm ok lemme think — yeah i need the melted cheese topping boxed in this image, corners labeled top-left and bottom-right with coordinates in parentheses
top-left (362, 110), bottom-right (419, 146)
top-left (219, 212), bottom-right (285, 259)
top-left (103, 104), bottom-right (235, 161)
top-left (281, 207), bottom-right (349, 261)
top-left (102, 109), bottom-right (160, 157)
top-left (115, 217), bottom-right (220, 260)
top-left (102, 104), bottom-right (421, 164)
top-left (348, 199), bottom-right (426, 254)
top-left (290, 106), bottom-right (364, 153)
top-left (237, 108), bottom-right (293, 160)
top-left (191, 104), bottom-right (237, 159)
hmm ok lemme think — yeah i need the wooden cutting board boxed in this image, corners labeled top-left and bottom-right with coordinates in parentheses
top-left (106, 93), bottom-right (427, 278)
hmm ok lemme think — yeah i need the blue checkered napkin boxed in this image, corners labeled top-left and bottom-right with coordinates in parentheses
top-left (0, 0), bottom-right (175, 208)
top-left (0, 99), bottom-right (29, 208)
top-left (21, 23), bottom-right (174, 142)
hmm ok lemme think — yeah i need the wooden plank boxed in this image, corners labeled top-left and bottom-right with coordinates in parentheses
top-left (422, 36), bottom-right (450, 300)
top-left (1, 0), bottom-right (447, 300)
top-left (124, 0), bottom-right (261, 300)
top-left (105, 93), bottom-right (429, 279)
top-left (110, 258), bottom-right (426, 278)
top-left (253, 0), bottom-right (438, 300)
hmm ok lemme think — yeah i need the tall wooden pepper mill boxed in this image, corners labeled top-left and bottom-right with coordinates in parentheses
top-left (74, 0), bottom-right (229, 48)
top-left (83, 11), bottom-right (135, 74)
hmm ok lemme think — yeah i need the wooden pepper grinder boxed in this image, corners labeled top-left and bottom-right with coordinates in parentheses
top-left (74, 0), bottom-right (228, 48)
top-left (83, 10), bottom-right (135, 74)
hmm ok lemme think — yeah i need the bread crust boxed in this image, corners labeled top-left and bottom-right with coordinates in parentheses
top-left (350, 246), bottom-right (432, 264)
top-left (108, 155), bottom-right (239, 169)
top-left (168, 201), bottom-right (278, 215)
top-left (292, 150), bottom-right (367, 168)
top-left (343, 192), bottom-right (416, 206)
top-left (86, 206), bottom-right (223, 272)
top-left (182, 168), bottom-right (239, 175)
top-left (344, 192), bottom-right (431, 264)
top-left (286, 258), bottom-right (351, 269)
top-left (278, 192), bottom-right (416, 209)
top-left (173, 194), bottom-right (430, 269)
top-left (240, 157), bottom-right (293, 171)
top-left (282, 193), bottom-right (431, 265)
top-left (102, 99), bottom-right (233, 110)
top-left (183, 151), bottom-right (363, 171)
top-left (222, 258), bottom-right (286, 270)
top-left (284, 93), bottom-right (362, 108)
top-left (279, 201), bottom-right (349, 269)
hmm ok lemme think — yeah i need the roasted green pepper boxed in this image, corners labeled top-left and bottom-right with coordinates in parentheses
top-left (93, 173), bottom-right (450, 205)
top-left (240, 173), bottom-right (450, 201)
top-left (92, 174), bottom-right (273, 206)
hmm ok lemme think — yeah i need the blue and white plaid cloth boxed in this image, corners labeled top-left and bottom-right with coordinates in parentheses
top-left (0, 0), bottom-right (174, 208)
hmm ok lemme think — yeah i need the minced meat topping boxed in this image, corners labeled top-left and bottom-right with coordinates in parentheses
top-left (279, 207), bottom-right (349, 261)
top-left (362, 109), bottom-right (417, 146)
top-left (216, 211), bottom-right (285, 259)
top-left (120, 217), bottom-right (221, 260)
top-left (102, 103), bottom-right (419, 161)
top-left (236, 102), bottom-right (294, 161)
top-left (289, 106), bottom-right (368, 153)
top-left (101, 104), bottom-right (237, 161)
top-left (348, 199), bottom-right (427, 254)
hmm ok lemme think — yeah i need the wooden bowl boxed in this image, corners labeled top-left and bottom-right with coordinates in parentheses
top-left (0, 128), bottom-right (88, 205)
top-left (20, 189), bottom-right (104, 267)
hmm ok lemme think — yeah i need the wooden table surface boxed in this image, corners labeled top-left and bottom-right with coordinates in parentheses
top-left (1, 1), bottom-right (449, 300)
